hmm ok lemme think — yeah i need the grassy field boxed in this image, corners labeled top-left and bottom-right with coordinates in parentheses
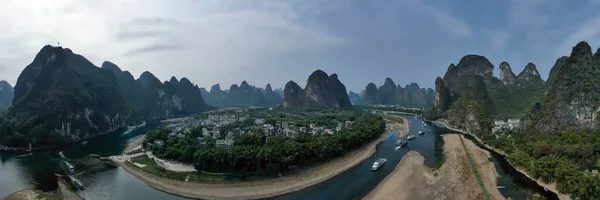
top-left (127, 155), bottom-right (270, 183)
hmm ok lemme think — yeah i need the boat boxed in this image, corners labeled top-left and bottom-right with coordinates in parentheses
top-left (371, 158), bottom-right (387, 171)
top-left (395, 146), bottom-right (401, 151)
top-left (63, 161), bottom-right (75, 175)
top-left (396, 139), bottom-right (408, 147)
top-left (81, 141), bottom-right (88, 145)
top-left (418, 130), bottom-right (425, 135)
top-left (407, 135), bottom-right (416, 140)
top-left (497, 186), bottom-right (506, 189)
top-left (72, 178), bottom-right (85, 190)
top-left (424, 123), bottom-right (427, 127)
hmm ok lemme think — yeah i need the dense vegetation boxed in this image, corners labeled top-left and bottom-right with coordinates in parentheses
top-left (0, 46), bottom-right (131, 147)
top-left (144, 110), bottom-right (384, 175)
top-left (489, 129), bottom-right (600, 199)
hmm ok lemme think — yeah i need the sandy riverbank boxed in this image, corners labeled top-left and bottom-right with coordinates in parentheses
top-left (111, 118), bottom-right (409, 199)
top-left (364, 134), bottom-right (505, 200)
top-left (1, 190), bottom-right (37, 200)
top-left (124, 135), bottom-right (146, 153)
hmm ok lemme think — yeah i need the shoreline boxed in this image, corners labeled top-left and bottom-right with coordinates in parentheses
top-left (433, 119), bottom-right (568, 199)
top-left (364, 134), bottom-right (504, 200)
top-left (111, 117), bottom-right (410, 199)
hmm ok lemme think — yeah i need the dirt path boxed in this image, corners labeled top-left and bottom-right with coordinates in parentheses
top-left (364, 134), bottom-right (505, 200)
top-left (112, 118), bottom-right (409, 199)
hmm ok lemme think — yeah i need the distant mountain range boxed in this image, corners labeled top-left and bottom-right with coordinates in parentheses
top-left (0, 46), bottom-right (210, 147)
top-left (355, 78), bottom-right (434, 106)
top-left (200, 82), bottom-right (282, 107)
top-left (283, 70), bottom-right (351, 109)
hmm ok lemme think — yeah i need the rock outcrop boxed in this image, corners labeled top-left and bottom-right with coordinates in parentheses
top-left (362, 83), bottom-right (380, 105)
top-left (443, 55), bottom-right (494, 93)
top-left (526, 41), bottom-right (600, 131)
top-left (433, 54), bottom-right (546, 132)
top-left (0, 45), bottom-right (211, 148)
top-left (223, 81), bottom-right (269, 106)
top-left (201, 82), bottom-right (280, 107)
top-left (0, 81), bottom-right (14, 110)
top-left (499, 62), bottom-right (517, 86)
top-left (263, 84), bottom-right (283, 105)
top-left (4, 46), bottom-right (131, 147)
top-left (283, 70), bottom-right (351, 109)
top-left (359, 78), bottom-right (434, 105)
top-left (446, 76), bottom-right (492, 134)
top-left (516, 63), bottom-right (544, 89)
top-left (348, 91), bottom-right (361, 105)
top-left (434, 77), bottom-right (452, 115)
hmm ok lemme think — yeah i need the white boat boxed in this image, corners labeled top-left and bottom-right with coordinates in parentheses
top-left (371, 158), bottom-right (387, 171)
top-left (396, 139), bottom-right (408, 147)
top-left (418, 130), bottom-right (425, 135)
top-left (395, 146), bottom-right (401, 151)
top-left (424, 123), bottom-right (427, 127)
top-left (407, 135), bottom-right (416, 140)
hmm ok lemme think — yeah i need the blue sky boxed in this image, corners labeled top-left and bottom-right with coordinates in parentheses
top-left (1, 0), bottom-right (600, 92)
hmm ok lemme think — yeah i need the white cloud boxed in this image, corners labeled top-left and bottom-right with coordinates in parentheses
top-left (0, 0), bottom-right (345, 88)
top-left (402, 0), bottom-right (472, 39)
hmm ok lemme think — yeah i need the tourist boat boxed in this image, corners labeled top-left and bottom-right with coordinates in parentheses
top-left (407, 135), bottom-right (416, 140)
top-left (63, 161), bottom-right (75, 175)
top-left (73, 178), bottom-right (85, 190)
top-left (371, 158), bottom-right (387, 171)
top-left (396, 139), bottom-right (408, 147)
top-left (418, 130), bottom-right (425, 135)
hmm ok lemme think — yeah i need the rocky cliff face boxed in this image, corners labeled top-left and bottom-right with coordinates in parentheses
top-left (362, 83), bottom-right (380, 105)
top-left (446, 76), bottom-right (492, 134)
top-left (443, 55), bottom-right (494, 94)
top-left (379, 78), bottom-right (397, 104)
top-left (516, 63), bottom-right (544, 89)
top-left (283, 81), bottom-right (304, 108)
top-left (499, 62), bottom-right (517, 86)
top-left (0, 81), bottom-right (14, 110)
top-left (283, 70), bottom-right (351, 109)
top-left (434, 54), bottom-right (547, 131)
top-left (526, 41), bottom-right (600, 131)
top-left (434, 77), bottom-right (452, 115)
top-left (546, 56), bottom-right (569, 88)
top-left (3, 46), bottom-right (131, 147)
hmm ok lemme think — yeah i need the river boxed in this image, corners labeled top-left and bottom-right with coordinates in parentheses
top-left (0, 116), bottom-right (558, 199)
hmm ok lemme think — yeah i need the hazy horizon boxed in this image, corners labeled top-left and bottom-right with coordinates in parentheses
top-left (1, 0), bottom-right (600, 92)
